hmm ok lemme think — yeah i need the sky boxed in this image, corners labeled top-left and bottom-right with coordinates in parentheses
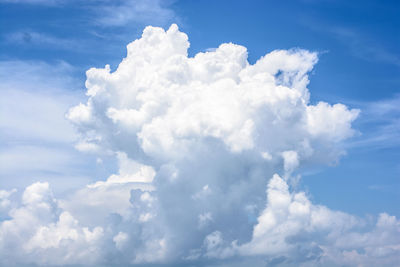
top-left (0, 0), bottom-right (399, 266)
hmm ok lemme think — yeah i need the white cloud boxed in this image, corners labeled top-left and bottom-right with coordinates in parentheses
top-left (229, 174), bottom-right (400, 266)
top-left (1, 24), bottom-right (397, 266)
top-left (113, 231), bottom-right (129, 250)
top-left (306, 102), bottom-right (359, 142)
top-left (281, 150), bottom-right (299, 175)
top-left (67, 24), bottom-right (358, 165)
top-left (0, 189), bottom-right (16, 216)
top-left (88, 152), bottom-right (156, 188)
top-left (0, 182), bottom-right (104, 265)
top-left (58, 152), bottom-right (156, 226)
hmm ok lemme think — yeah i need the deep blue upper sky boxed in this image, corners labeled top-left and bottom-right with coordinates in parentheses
top-left (1, 0), bottom-right (399, 216)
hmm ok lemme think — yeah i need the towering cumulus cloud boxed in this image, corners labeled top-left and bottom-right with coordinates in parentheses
top-left (1, 25), bottom-right (399, 266)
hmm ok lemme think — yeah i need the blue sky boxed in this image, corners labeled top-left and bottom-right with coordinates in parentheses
top-left (0, 0), bottom-right (399, 266)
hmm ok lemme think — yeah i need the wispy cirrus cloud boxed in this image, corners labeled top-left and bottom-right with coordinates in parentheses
top-left (328, 26), bottom-right (400, 67)
top-left (1, 0), bottom-right (179, 28)
top-left (301, 16), bottom-right (400, 68)
top-left (0, 0), bottom-right (64, 4)
top-left (93, 0), bottom-right (178, 27)
top-left (5, 31), bottom-right (85, 51)
top-left (0, 60), bottom-right (99, 192)
top-left (1, 0), bottom-right (180, 59)
top-left (346, 94), bottom-right (400, 149)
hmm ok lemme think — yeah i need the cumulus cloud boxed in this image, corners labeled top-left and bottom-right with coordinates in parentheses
top-left (0, 24), bottom-right (398, 266)
top-left (67, 24), bottom-right (358, 163)
top-left (0, 182), bottom-right (104, 265)
top-left (0, 189), bottom-right (16, 217)
top-left (237, 174), bottom-right (400, 266)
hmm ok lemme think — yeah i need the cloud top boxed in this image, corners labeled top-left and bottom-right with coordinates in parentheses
top-left (67, 24), bottom-right (358, 164)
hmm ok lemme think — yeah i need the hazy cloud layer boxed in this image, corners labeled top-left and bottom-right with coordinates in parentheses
top-left (1, 0), bottom-right (177, 28)
top-left (0, 25), bottom-right (398, 266)
top-left (0, 60), bottom-right (97, 192)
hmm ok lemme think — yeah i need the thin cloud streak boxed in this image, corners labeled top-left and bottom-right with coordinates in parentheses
top-left (345, 94), bottom-right (400, 150)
